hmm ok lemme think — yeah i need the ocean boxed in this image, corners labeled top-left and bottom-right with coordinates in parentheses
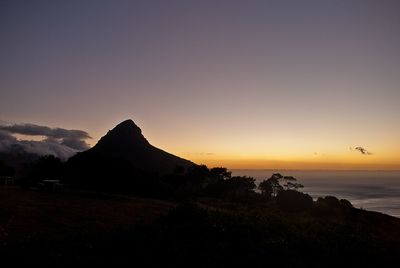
top-left (232, 170), bottom-right (400, 218)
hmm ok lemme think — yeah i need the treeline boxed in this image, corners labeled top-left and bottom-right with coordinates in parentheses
top-left (8, 155), bottom-right (355, 213)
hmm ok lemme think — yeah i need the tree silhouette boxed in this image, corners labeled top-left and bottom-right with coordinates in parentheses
top-left (210, 167), bottom-right (231, 181)
top-left (259, 173), bottom-right (303, 199)
top-left (258, 173), bottom-right (283, 198)
top-left (258, 179), bottom-right (273, 197)
top-left (282, 176), bottom-right (304, 191)
top-left (29, 155), bottom-right (63, 182)
top-left (0, 161), bottom-right (15, 177)
top-left (226, 176), bottom-right (256, 194)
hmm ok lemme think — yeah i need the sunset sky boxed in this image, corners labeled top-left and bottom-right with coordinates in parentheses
top-left (1, 1), bottom-right (399, 170)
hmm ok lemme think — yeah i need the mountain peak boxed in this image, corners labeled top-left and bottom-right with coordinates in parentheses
top-left (71, 119), bottom-right (194, 174)
top-left (113, 119), bottom-right (142, 135)
top-left (95, 119), bottom-right (150, 150)
top-left (115, 119), bottom-right (137, 129)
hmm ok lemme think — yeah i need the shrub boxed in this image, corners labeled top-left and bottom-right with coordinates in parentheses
top-left (276, 190), bottom-right (313, 212)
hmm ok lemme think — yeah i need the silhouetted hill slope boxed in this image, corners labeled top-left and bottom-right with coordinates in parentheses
top-left (69, 120), bottom-right (194, 175)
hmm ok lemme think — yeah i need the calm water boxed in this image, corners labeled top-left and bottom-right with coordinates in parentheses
top-left (232, 170), bottom-right (400, 218)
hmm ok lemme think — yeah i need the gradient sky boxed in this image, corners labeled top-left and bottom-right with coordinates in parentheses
top-left (1, 0), bottom-right (399, 169)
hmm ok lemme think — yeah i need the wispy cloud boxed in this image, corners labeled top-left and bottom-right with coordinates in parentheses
top-left (350, 146), bottom-right (373, 155)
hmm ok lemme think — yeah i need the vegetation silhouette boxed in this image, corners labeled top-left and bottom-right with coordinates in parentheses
top-left (0, 160), bottom-right (14, 177)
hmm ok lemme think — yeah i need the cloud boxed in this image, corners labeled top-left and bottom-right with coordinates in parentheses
top-left (0, 130), bottom-right (18, 148)
top-left (60, 137), bottom-right (90, 151)
top-left (350, 146), bottom-right (373, 155)
top-left (0, 122), bottom-right (91, 159)
top-left (0, 123), bottom-right (90, 140)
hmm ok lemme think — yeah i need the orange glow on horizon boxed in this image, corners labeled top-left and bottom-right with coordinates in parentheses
top-left (188, 158), bottom-right (400, 171)
top-left (87, 126), bottom-right (400, 171)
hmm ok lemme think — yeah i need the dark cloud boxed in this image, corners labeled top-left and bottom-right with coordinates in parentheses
top-left (0, 123), bottom-right (91, 140)
top-left (0, 130), bottom-right (17, 148)
top-left (350, 146), bottom-right (373, 155)
top-left (0, 122), bottom-right (91, 159)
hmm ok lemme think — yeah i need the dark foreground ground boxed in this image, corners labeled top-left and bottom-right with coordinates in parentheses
top-left (1, 185), bottom-right (400, 267)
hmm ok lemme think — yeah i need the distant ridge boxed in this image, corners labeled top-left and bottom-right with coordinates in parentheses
top-left (69, 119), bottom-right (194, 174)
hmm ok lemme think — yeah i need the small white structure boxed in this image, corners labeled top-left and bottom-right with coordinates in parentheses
top-left (38, 179), bottom-right (63, 192)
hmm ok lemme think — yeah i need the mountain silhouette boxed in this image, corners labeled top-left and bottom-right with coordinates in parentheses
top-left (69, 119), bottom-right (194, 175)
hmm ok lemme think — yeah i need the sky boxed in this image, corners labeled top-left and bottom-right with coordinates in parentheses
top-left (1, 0), bottom-right (399, 170)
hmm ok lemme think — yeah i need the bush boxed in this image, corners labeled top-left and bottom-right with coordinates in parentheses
top-left (276, 190), bottom-right (313, 212)
top-left (314, 196), bottom-right (354, 215)
top-left (340, 199), bottom-right (353, 210)
top-left (323, 196), bottom-right (341, 207)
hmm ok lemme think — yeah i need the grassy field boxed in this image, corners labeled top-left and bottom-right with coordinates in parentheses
top-left (1, 185), bottom-right (400, 267)
top-left (0, 186), bottom-right (175, 246)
